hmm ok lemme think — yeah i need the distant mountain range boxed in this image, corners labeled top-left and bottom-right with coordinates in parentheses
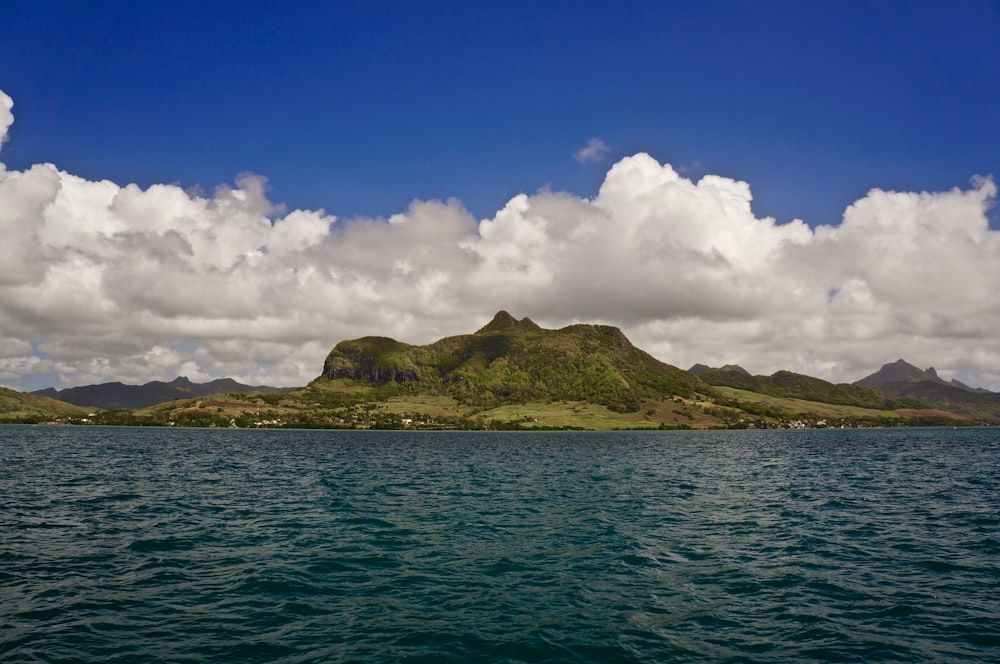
top-left (33, 376), bottom-right (291, 410)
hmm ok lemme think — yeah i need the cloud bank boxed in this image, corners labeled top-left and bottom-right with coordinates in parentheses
top-left (1, 90), bottom-right (998, 391)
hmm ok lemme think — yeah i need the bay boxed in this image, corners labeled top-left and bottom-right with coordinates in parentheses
top-left (1, 425), bottom-right (998, 662)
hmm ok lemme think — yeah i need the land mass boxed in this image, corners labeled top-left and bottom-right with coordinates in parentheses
top-left (5, 313), bottom-right (998, 429)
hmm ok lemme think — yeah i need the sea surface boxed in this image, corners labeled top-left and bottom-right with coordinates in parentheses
top-left (1, 426), bottom-right (998, 663)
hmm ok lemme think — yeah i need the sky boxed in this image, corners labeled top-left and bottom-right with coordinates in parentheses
top-left (2, 0), bottom-right (1000, 392)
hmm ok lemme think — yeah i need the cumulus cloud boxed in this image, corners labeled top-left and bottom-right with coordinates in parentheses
top-left (573, 137), bottom-right (609, 163)
top-left (1, 89), bottom-right (998, 391)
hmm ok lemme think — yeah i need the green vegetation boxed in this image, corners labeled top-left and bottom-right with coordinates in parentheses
top-left (320, 311), bottom-right (702, 414)
top-left (872, 381), bottom-right (1000, 419)
top-left (699, 368), bottom-right (911, 409)
top-left (0, 386), bottom-right (92, 423)
top-left (709, 386), bottom-right (904, 426)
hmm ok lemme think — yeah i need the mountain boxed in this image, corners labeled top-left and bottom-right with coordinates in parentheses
top-left (856, 359), bottom-right (991, 393)
top-left (320, 311), bottom-right (703, 413)
top-left (34, 376), bottom-right (291, 410)
top-left (1, 386), bottom-right (91, 422)
top-left (855, 359), bottom-right (1000, 419)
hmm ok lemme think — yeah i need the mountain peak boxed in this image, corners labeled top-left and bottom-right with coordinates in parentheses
top-left (476, 311), bottom-right (541, 334)
top-left (857, 359), bottom-right (993, 394)
top-left (856, 359), bottom-right (930, 388)
top-left (689, 363), bottom-right (750, 376)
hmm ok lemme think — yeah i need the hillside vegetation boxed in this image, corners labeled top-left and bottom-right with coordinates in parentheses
top-left (699, 368), bottom-right (913, 410)
top-left (870, 381), bottom-right (1000, 419)
top-left (321, 311), bottom-right (702, 413)
top-left (0, 387), bottom-right (91, 422)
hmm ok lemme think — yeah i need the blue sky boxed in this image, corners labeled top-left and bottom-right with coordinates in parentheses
top-left (4, 0), bottom-right (998, 227)
top-left (2, 1), bottom-right (1000, 392)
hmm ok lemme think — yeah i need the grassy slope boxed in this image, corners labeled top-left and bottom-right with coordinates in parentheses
top-left (112, 379), bottom-right (733, 430)
top-left (874, 381), bottom-right (1000, 418)
top-left (700, 369), bottom-right (903, 409)
top-left (381, 395), bottom-right (724, 429)
top-left (712, 386), bottom-right (972, 423)
top-left (0, 386), bottom-right (92, 421)
top-left (712, 386), bottom-right (903, 421)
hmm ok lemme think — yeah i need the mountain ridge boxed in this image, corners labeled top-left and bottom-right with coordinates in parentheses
top-left (33, 376), bottom-right (292, 410)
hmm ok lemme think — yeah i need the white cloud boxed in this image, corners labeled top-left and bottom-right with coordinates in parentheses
top-left (1, 89), bottom-right (999, 391)
top-left (0, 90), bottom-right (12, 149)
top-left (573, 137), bottom-right (609, 163)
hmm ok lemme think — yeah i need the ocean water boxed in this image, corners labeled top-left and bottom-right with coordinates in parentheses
top-left (1, 426), bottom-right (998, 663)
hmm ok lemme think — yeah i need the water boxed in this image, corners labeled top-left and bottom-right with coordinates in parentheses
top-left (1, 426), bottom-right (998, 663)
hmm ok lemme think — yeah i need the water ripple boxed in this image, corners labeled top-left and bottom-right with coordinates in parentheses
top-left (2, 426), bottom-right (998, 662)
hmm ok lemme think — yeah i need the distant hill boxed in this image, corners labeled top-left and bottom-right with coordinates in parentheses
top-left (34, 376), bottom-right (292, 410)
top-left (855, 360), bottom-right (999, 419)
top-left (319, 310), bottom-right (703, 413)
top-left (856, 359), bottom-right (991, 393)
top-left (698, 367), bottom-right (907, 410)
top-left (1, 386), bottom-right (91, 422)
top-left (870, 381), bottom-right (1000, 419)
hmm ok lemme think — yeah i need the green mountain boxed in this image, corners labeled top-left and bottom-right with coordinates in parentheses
top-left (33, 376), bottom-right (291, 410)
top-left (1, 386), bottom-right (91, 422)
top-left (320, 311), bottom-right (703, 413)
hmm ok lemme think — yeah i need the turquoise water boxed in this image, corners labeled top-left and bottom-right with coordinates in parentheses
top-left (2, 426), bottom-right (998, 662)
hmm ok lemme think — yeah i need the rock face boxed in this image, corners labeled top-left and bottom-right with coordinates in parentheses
top-left (323, 337), bottom-right (421, 385)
